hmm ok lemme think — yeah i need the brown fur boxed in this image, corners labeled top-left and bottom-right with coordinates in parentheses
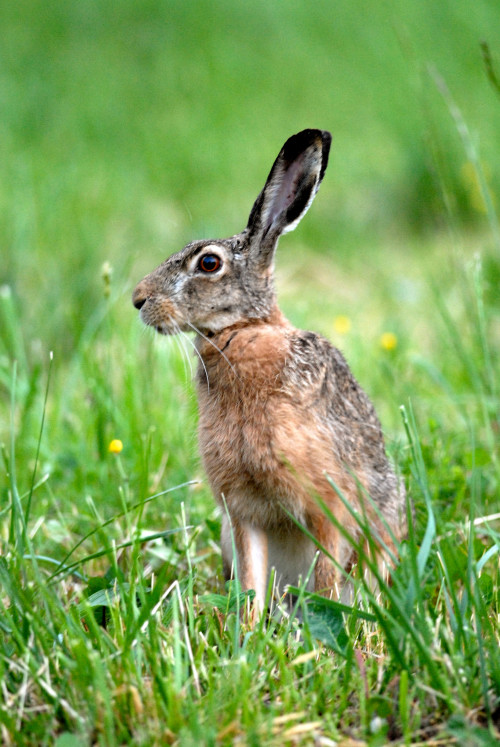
top-left (133, 130), bottom-right (406, 611)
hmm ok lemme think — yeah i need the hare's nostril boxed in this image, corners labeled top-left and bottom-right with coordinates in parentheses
top-left (133, 296), bottom-right (146, 310)
top-left (132, 288), bottom-right (147, 310)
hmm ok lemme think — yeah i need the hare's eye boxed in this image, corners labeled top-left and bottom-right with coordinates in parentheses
top-left (199, 254), bottom-right (221, 273)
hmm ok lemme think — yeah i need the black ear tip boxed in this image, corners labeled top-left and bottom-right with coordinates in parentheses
top-left (320, 130), bottom-right (332, 151)
top-left (318, 130), bottom-right (332, 178)
top-left (282, 129), bottom-right (332, 162)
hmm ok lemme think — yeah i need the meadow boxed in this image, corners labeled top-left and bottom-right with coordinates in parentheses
top-left (1, 1), bottom-right (500, 744)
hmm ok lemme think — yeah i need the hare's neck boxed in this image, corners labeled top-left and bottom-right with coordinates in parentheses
top-left (195, 308), bottom-right (292, 386)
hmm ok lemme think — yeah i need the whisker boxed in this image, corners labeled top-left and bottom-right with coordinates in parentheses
top-left (179, 328), bottom-right (210, 390)
top-left (185, 321), bottom-right (239, 379)
top-left (172, 321), bottom-right (194, 382)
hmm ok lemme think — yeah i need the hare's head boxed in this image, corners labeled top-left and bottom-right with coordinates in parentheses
top-left (133, 129), bottom-right (331, 335)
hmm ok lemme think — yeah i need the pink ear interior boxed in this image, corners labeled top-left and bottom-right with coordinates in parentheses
top-left (263, 155), bottom-right (306, 232)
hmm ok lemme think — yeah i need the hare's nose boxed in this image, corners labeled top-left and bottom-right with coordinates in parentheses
top-left (132, 285), bottom-right (147, 310)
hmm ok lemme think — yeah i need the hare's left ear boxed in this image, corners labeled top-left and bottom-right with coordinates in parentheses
top-left (246, 129), bottom-right (331, 268)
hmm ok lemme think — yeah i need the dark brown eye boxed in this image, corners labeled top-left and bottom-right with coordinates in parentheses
top-left (199, 254), bottom-right (221, 273)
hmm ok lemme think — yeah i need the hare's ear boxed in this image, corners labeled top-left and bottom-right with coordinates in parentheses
top-left (246, 129), bottom-right (331, 267)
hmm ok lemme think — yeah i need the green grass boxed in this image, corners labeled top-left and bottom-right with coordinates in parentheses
top-left (1, 1), bottom-right (500, 744)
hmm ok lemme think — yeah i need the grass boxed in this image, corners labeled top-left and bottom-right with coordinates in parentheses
top-left (1, 0), bottom-right (500, 744)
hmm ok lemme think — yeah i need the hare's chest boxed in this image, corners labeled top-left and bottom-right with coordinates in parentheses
top-left (196, 355), bottom-right (289, 484)
top-left (197, 385), bottom-right (320, 529)
top-left (196, 374), bottom-right (280, 469)
top-left (196, 325), bottom-right (301, 490)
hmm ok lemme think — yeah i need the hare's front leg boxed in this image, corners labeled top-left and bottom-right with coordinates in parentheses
top-left (220, 514), bottom-right (269, 614)
top-left (313, 516), bottom-right (355, 599)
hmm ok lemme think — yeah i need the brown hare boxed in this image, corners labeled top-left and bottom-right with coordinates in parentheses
top-left (133, 129), bottom-right (406, 612)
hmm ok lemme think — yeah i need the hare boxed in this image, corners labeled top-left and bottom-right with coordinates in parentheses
top-left (133, 129), bottom-right (406, 612)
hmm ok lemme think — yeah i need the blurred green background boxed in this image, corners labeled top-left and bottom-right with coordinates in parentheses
top-left (1, 0), bottom-right (499, 356)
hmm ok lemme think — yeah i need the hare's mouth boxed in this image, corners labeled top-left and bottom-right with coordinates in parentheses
top-left (154, 322), bottom-right (176, 336)
top-left (151, 313), bottom-right (193, 336)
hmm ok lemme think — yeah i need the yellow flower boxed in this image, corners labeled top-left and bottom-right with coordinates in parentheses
top-left (108, 439), bottom-right (123, 454)
top-left (380, 332), bottom-right (398, 351)
top-left (333, 315), bottom-right (352, 335)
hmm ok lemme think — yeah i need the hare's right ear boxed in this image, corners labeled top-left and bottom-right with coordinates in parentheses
top-left (246, 129), bottom-right (331, 269)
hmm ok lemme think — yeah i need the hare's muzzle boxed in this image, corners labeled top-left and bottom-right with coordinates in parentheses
top-left (132, 281), bottom-right (180, 335)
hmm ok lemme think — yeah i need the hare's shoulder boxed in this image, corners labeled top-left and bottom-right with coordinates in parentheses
top-left (284, 330), bottom-right (381, 427)
top-left (286, 330), bottom-right (405, 511)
